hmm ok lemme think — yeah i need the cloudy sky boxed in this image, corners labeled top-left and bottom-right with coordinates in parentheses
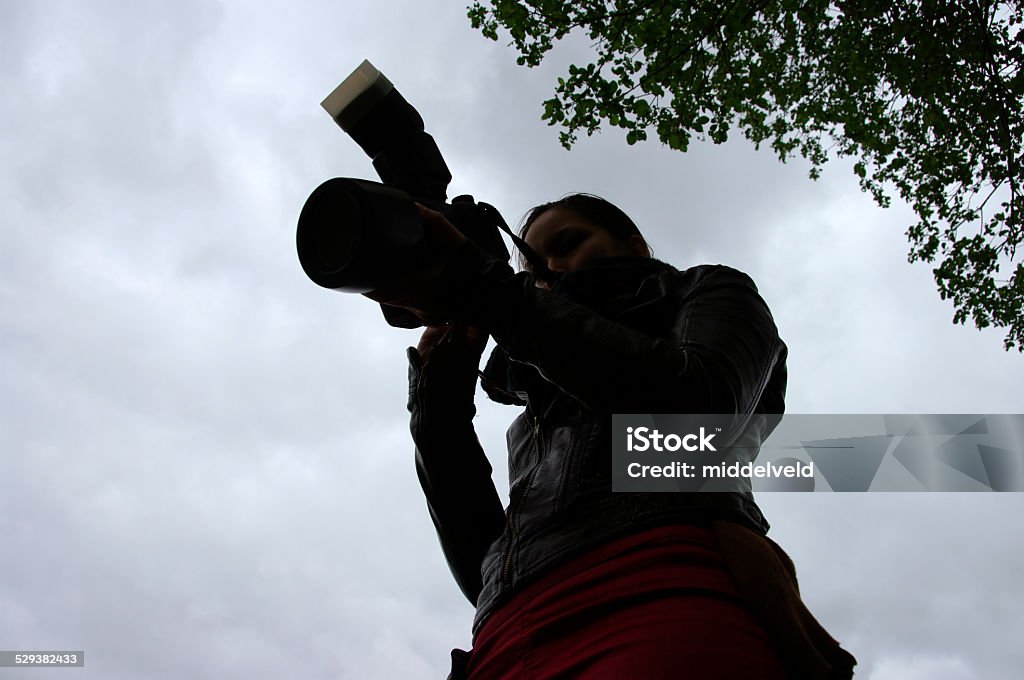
top-left (2, 1), bottom-right (1022, 678)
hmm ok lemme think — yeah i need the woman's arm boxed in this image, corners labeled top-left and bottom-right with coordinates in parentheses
top-left (435, 242), bottom-right (787, 421)
top-left (407, 326), bottom-right (506, 604)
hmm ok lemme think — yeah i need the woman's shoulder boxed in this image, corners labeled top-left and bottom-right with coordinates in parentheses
top-left (668, 262), bottom-right (761, 290)
top-left (627, 262), bottom-right (766, 313)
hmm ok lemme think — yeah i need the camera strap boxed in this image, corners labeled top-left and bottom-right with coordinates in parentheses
top-left (477, 202), bottom-right (561, 286)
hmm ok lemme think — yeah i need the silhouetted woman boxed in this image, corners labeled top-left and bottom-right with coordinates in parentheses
top-left (374, 194), bottom-right (855, 679)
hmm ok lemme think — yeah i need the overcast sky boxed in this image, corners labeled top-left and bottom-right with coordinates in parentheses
top-left (2, 1), bottom-right (1023, 678)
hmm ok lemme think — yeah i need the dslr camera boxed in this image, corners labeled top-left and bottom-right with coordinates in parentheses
top-left (296, 60), bottom-right (513, 327)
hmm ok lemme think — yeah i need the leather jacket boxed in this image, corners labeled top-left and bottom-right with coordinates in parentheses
top-left (407, 244), bottom-right (788, 634)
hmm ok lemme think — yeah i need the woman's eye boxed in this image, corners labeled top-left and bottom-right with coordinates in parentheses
top-left (551, 232), bottom-right (585, 255)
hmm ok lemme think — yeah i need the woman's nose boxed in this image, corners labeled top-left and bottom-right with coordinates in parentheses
top-left (547, 257), bottom-right (567, 273)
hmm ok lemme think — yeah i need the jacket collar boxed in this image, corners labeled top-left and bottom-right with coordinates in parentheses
top-left (481, 257), bottom-right (675, 406)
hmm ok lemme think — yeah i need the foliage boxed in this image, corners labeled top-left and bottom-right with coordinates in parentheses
top-left (469, 0), bottom-right (1024, 350)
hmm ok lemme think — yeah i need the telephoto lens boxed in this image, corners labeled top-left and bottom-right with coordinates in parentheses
top-left (297, 177), bottom-right (427, 294)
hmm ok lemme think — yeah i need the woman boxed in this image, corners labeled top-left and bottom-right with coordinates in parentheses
top-left (375, 195), bottom-right (854, 679)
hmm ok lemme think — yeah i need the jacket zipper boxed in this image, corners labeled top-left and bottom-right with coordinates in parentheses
top-left (501, 413), bottom-right (544, 590)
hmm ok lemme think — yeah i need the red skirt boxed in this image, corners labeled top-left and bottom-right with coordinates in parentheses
top-left (465, 524), bottom-right (789, 680)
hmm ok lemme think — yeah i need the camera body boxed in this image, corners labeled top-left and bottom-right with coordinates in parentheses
top-left (296, 61), bottom-right (510, 327)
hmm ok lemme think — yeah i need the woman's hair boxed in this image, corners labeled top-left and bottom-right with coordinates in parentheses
top-left (517, 193), bottom-right (651, 269)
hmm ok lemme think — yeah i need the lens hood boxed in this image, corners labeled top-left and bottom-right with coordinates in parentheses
top-left (296, 177), bottom-right (426, 293)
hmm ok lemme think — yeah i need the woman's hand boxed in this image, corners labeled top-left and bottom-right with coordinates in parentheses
top-left (417, 323), bottom-right (489, 365)
top-left (363, 204), bottom-right (468, 320)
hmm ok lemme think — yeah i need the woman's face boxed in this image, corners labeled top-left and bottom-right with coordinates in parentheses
top-left (524, 206), bottom-right (649, 281)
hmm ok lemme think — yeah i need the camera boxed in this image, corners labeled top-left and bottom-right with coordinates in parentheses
top-left (296, 60), bottom-right (512, 328)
